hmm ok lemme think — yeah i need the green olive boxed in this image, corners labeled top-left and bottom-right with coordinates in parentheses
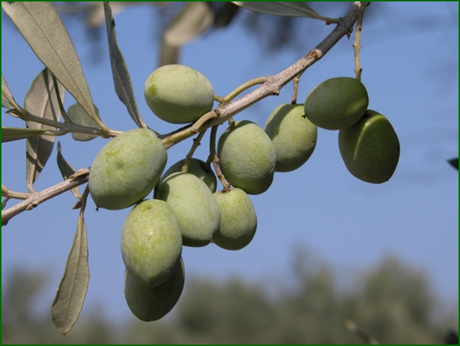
top-left (161, 158), bottom-right (217, 192)
top-left (265, 103), bottom-right (317, 172)
top-left (304, 77), bottom-right (368, 130)
top-left (144, 64), bottom-right (214, 124)
top-left (213, 188), bottom-right (257, 250)
top-left (218, 120), bottom-right (276, 195)
top-left (339, 110), bottom-right (400, 183)
top-left (89, 128), bottom-right (167, 210)
top-left (124, 258), bottom-right (185, 322)
top-left (121, 199), bottom-right (182, 286)
top-left (158, 172), bottom-right (221, 247)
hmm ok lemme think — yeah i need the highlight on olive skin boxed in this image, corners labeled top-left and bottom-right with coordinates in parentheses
top-left (338, 110), bottom-right (400, 184)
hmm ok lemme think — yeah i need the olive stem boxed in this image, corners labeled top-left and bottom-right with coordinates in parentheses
top-left (2, 184), bottom-right (30, 200)
top-left (181, 130), bottom-right (207, 173)
top-left (160, 113), bottom-right (216, 149)
top-left (2, 2), bottom-right (363, 226)
top-left (7, 108), bottom-right (122, 138)
top-left (2, 169), bottom-right (90, 226)
top-left (220, 77), bottom-right (268, 105)
top-left (353, 2), bottom-right (370, 81)
top-left (209, 125), bottom-right (231, 191)
top-left (291, 72), bottom-right (303, 104)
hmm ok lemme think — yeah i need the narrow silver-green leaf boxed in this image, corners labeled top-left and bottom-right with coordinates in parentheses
top-left (56, 142), bottom-right (81, 199)
top-left (159, 2), bottom-right (213, 66)
top-left (51, 207), bottom-right (89, 335)
top-left (213, 2), bottom-right (241, 29)
top-left (2, 2), bottom-right (101, 127)
top-left (87, 2), bottom-right (128, 27)
top-left (67, 103), bottom-right (101, 142)
top-left (163, 2), bottom-right (214, 46)
top-left (25, 68), bottom-right (65, 193)
top-left (2, 74), bottom-right (23, 112)
top-left (233, 2), bottom-right (336, 21)
top-left (103, 2), bottom-right (147, 129)
top-left (2, 127), bottom-right (50, 143)
top-left (159, 39), bottom-right (181, 66)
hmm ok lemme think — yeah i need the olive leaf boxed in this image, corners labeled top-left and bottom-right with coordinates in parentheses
top-left (103, 2), bottom-right (147, 129)
top-left (160, 2), bottom-right (214, 66)
top-left (2, 73), bottom-right (24, 113)
top-left (56, 142), bottom-right (81, 199)
top-left (232, 2), bottom-right (338, 22)
top-left (86, 2), bottom-right (132, 28)
top-left (212, 2), bottom-right (241, 29)
top-left (448, 157), bottom-right (458, 170)
top-left (159, 42), bottom-right (181, 68)
top-left (67, 103), bottom-right (101, 142)
top-left (2, 127), bottom-right (51, 143)
top-left (51, 193), bottom-right (90, 335)
top-left (2, 2), bottom-right (101, 127)
top-left (25, 68), bottom-right (65, 193)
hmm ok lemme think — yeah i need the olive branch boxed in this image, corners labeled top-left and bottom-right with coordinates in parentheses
top-left (2, 2), bottom-right (363, 226)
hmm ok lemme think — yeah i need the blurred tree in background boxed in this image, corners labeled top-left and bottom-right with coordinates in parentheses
top-left (2, 253), bottom-right (457, 344)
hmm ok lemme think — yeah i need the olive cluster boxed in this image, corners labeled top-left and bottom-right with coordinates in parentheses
top-left (303, 76), bottom-right (400, 184)
top-left (87, 65), bottom-right (399, 322)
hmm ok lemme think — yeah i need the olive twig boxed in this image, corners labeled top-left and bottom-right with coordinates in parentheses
top-left (220, 77), bottom-right (268, 105)
top-left (2, 2), bottom-right (363, 226)
top-left (2, 197), bottom-right (10, 209)
top-left (161, 112), bottom-right (216, 149)
top-left (2, 184), bottom-right (30, 200)
top-left (209, 125), bottom-right (231, 191)
top-left (291, 72), bottom-right (304, 104)
top-left (7, 108), bottom-right (122, 138)
top-left (353, 2), bottom-right (370, 81)
top-left (213, 95), bottom-right (225, 103)
top-left (181, 130), bottom-right (207, 173)
top-left (1, 170), bottom-right (89, 226)
top-left (194, 3), bottom-right (363, 130)
top-left (190, 111), bottom-right (217, 133)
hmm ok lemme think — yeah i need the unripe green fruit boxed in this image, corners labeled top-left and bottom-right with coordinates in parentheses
top-left (264, 103), bottom-right (317, 172)
top-left (304, 77), bottom-right (369, 130)
top-left (213, 188), bottom-right (257, 250)
top-left (158, 172), bottom-right (221, 247)
top-left (218, 120), bottom-right (276, 195)
top-left (121, 199), bottom-right (182, 286)
top-left (339, 110), bottom-right (400, 184)
top-left (162, 158), bottom-right (217, 192)
top-left (124, 258), bottom-right (185, 322)
top-left (89, 128), bottom-right (167, 210)
top-left (144, 64), bottom-right (214, 124)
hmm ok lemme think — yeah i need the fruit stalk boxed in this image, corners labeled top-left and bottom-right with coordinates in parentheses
top-left (353, 2), bottom-right (370, 81)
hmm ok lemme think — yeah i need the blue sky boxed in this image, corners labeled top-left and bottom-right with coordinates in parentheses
top-left (2, 2), bottom-right (458, 323)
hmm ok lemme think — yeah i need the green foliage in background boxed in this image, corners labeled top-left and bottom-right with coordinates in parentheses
top-left (1, 254), bottom-right (457, 344)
